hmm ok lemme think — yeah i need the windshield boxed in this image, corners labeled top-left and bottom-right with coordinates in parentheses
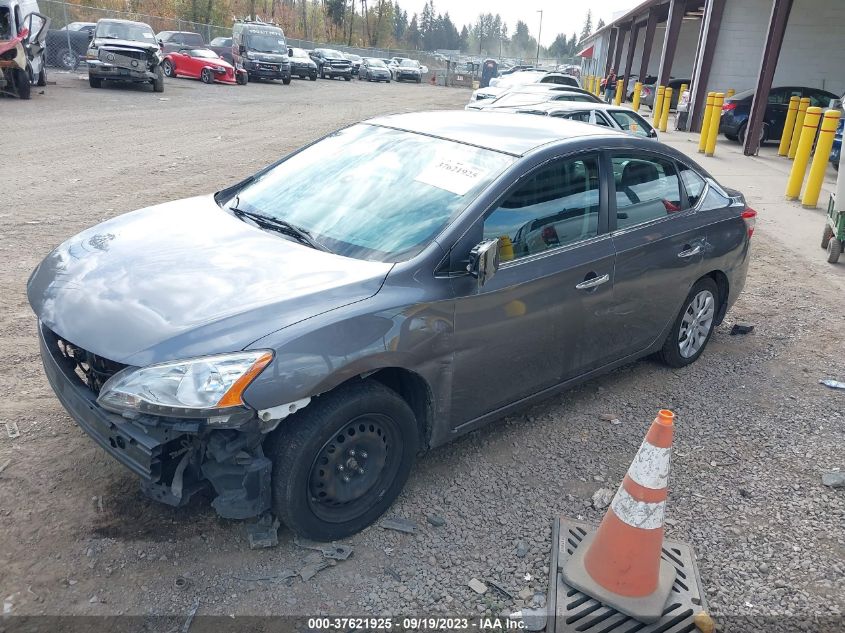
top-left (399, 59), bottom-right (420, 68)
top-left (366, 58), bottom-right (386, 67)
top-left (321, 49), bottom-right (343, 58)
top-left (209, 37), bottom-right (230, 46)
top-left (97, 21), bottom-right (156, 42)
top-left (229, 125), bottom-right (514, 262)
top-left (189, 49), bottom-right (220, 59)
top-left (290, 47), bottom-right (308, 58)
top-left (247, 32), bottom-right (286, 53)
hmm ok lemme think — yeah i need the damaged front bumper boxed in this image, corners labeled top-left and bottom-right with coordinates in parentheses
top-left (87, 60), bottom-right (156, 81)
top-left (39, 322), bottom-right (272, 519)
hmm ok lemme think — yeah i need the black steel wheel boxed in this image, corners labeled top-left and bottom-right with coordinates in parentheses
top-left (266, 380), bottom-right (418, 541)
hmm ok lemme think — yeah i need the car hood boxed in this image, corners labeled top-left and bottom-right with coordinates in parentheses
top-left (94, 39), bottom-right (159, 53)
top-left (27, 196), bottom-right (393, 366)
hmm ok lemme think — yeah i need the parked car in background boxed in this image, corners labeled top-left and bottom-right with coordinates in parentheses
top-left (472, 70), bottom-right (581, 103)
top-left (28, 111), bottom-right (754, 541)
top-left (155, 30), bottom-right (204, 55)
top-left (640, 78), bottom-right (690, 110)
top-left (288, 46), bottom-right (317, 80)
top-left (344, 52), bottom-right (362, 75)
top-left (207, 36), bottom-right (233, 63)
top-left (47, 22), bottom-right (90, 69)
top-left (467, 84), bottom-right (602, 111)
top-left (831, 117), bottom-right (843, 171)
top-left (515, 102), bottom-right (659, 139)
top-left (393, 58), bottom-right (422, 83)
top-left (719, 85), bottom-right (840, 145)
top-left (358, 57), bottom-right (390, 82)
top-left (0, 0), bottom-right (49, 98)
top-left (232, 20), bottom-right (291, 84)
top-left (60, 21), bottom-right (95, 33)
top-left (162, 48), bottom-right (245, 84)
top-left (309, 48), bottom-right (352, 80)
top-left (86, 19), bottom-right (164, 92)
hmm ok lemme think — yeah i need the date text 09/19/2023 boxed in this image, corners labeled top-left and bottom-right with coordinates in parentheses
top-left (307, 617), bottom-right (527, 630)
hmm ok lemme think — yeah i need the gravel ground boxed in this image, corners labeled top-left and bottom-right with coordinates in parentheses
top-left (0, 72), bottom-right (843, 632)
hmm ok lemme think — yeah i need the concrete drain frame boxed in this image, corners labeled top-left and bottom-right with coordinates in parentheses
top-left (548, 517), bottom-right (708, 633)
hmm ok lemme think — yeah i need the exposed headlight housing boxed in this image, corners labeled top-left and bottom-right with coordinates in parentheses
top-left (97, 351), bottom-right (272, 418)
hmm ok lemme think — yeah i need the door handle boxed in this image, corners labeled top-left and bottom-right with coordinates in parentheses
top-left (677, 245), bottom-right (702, 259)
top-left (575, 273), bottom-right (610, 290)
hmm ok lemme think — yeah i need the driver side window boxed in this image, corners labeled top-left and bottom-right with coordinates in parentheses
top-left (483, 154), bottom-right (601, 262)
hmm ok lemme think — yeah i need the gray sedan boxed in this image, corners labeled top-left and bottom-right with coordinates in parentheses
top-left (28, 112), bottom-right (754, 541)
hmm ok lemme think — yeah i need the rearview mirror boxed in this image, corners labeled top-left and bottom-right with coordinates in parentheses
top-left (467, 239), bottom-right (500, 287)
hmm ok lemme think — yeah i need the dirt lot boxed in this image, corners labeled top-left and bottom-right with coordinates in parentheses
top-left (1, 73), bottom-right (843, 630)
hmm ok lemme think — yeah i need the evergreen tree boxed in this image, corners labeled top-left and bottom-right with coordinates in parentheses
top-left (580, 9), bottom-right (592, 42)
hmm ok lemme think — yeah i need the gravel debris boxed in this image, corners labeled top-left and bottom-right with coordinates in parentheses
top-left (591, 488), bottom-right (615, 511)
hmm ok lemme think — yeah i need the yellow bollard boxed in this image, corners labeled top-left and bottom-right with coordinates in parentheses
top-left (785, 106), bottom-right (823, 199)
top-left (614, 79), bottom-right (623, 105)
top-left (788, 97), bottom-right (811, 159)
top-left (586, 75), bottom-right (592, 93)
top-left (679, 83), bottom-right (688, 99)
top-left (498, 235), bottom-right (514, 261)
top-left (595, 76), bottom-right (602, 97)
top-left (699, 92), bottom-right (716, 153)
top-left (801, 109), bottom-right (841, 208)
top-left (726, 88), bottom-right (735, 98)
top-left (778, 96), bottom-right (800, 156)
top-left (632, 81), bottom-right (642, 112)
top-left (653, 85), bottom-right (665, 123)
top-left (659, 87), bottom-right (673, 132)
top-left (705, 92), bottom-right (725, 156)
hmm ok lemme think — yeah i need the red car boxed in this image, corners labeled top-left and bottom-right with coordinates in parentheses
top-left (162, 48), bottom-right (246, 85)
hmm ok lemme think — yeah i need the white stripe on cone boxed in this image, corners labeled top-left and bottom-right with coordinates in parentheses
top-left (610, 487), bottom-right (666, 530)
top-left (627, 442), bottom-right (672, 490)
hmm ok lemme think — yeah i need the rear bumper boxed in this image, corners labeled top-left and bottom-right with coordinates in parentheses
top-left (719, 114), bottom-right (744, 136)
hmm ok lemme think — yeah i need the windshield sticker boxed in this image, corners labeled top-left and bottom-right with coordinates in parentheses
top-left (142, 33), bottom-right (154, 38)
top-left (414, 159), bottom-right (486, 196)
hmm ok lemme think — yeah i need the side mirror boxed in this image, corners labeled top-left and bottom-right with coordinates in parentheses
top-left (467, 239), bottom-right (500, 287)
top-left (239, 45), bottom-right (246, 54)
top-left (288, 47), bottom-right (293, 56)
top-left (649, 128), bottom-right (659, 139)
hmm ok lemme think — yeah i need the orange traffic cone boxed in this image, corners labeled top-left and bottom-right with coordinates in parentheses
top-left (562, 409), bottom-right (677, 623)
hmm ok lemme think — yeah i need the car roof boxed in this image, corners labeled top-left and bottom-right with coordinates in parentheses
top-left (364, 110), bottom-right (621, 156)
top-left (98, 19), bottom-right (151, 27)
top-left (527, 101), bottom-right (638, 114)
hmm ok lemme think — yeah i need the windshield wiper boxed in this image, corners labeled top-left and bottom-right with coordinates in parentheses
top-left (231, 202), bottom-right (332, 253)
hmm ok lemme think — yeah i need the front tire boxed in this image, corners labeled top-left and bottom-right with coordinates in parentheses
top-left (36, 64), bottom-right (47, 87)
top-left (162, 59), bottom-right (175, 77)
top-left (15, 68), bottom-right (31, 99)
top-left (266, 380), bottom-right (418, 541)
top-left (200, 67), bottom-right (213, 84)
top-left (152, 65), bottom-right (165, 92)
top-left (283, 76), bottom-right (291, 85)
top-left (658, 277), bottom-right (720, 368)
top-left (88, 74), bottom-right (102, 89)
top-left (55, 47), bottom-right (77, 70)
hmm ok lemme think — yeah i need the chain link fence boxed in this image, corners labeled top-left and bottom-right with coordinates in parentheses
top-left (39, 0), bottom-right (445, 72)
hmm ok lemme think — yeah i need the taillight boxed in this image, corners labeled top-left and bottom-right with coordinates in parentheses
top-left (722, 102), bottom-right (737, 112)
top-left (741, 208), bottom-right (757, 237)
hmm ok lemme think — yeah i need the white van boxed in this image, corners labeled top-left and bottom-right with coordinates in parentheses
top-left (0, 0), bottom-right (49, 98)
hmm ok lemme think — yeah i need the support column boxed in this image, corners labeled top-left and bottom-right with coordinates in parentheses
top-left (623, 21), bottom-right (641, 98)
top-left (604, 28), bottom-right (618, 76)
top-left (657, 0), bottom-right (687, 87)
top-left (638, 7), bottom-right (659, 80)
top-left (744, 0), bottom-right (794, 156)
top-left (613, 26), bottom-right (628, 75)
top-left (689, 0), bottom-right (726, 132)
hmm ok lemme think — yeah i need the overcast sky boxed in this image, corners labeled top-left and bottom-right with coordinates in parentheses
top-left (401, 0), bottom-right (640, 46)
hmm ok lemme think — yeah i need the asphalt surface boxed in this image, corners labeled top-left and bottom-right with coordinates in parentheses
top-left (0, 71), bottom-right (843, 632)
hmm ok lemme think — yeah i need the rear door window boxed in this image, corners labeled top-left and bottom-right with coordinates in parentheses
top-left (608, 110), bottom-right (654, 137)
top-left (612, 154), bottom-right (683, 230)
top-left (678, 164), bottom-right (706, 207)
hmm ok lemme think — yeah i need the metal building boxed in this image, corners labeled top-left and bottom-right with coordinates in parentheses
top-left (578, 0), bottom-right (845, 156)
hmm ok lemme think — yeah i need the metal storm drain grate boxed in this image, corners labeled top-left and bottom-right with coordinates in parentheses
top-left (550, 518), bottom-right (708, 633)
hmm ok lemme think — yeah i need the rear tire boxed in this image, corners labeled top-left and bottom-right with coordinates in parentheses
top-left (344, 76), bottom-right (351, 81)
top-left (828, 238), bottom-right (843, 264)
top-left (309, 73), bottom-right (317, 81)
top-left (266, 380), bottom-right (418, 541)
top-left (36, 64), bottom-right (46, 87)
top-left (56, 47), bottom-right (76, 70)
top-left (658, 277), bottom-right (720, 368)
top-left (283, 76), bottom-right (291, 85)
top-left (822, 224), bottom-right (834, 249)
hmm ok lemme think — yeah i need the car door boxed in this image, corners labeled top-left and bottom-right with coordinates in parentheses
top-left (765, 88), bottom-right (794, 138)
top-left (608, 151), bottom-right (706, 358)
top-left (178, 51), bottom-right (198, 78)
top-left (449, 152), bottom-right (618, 425)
